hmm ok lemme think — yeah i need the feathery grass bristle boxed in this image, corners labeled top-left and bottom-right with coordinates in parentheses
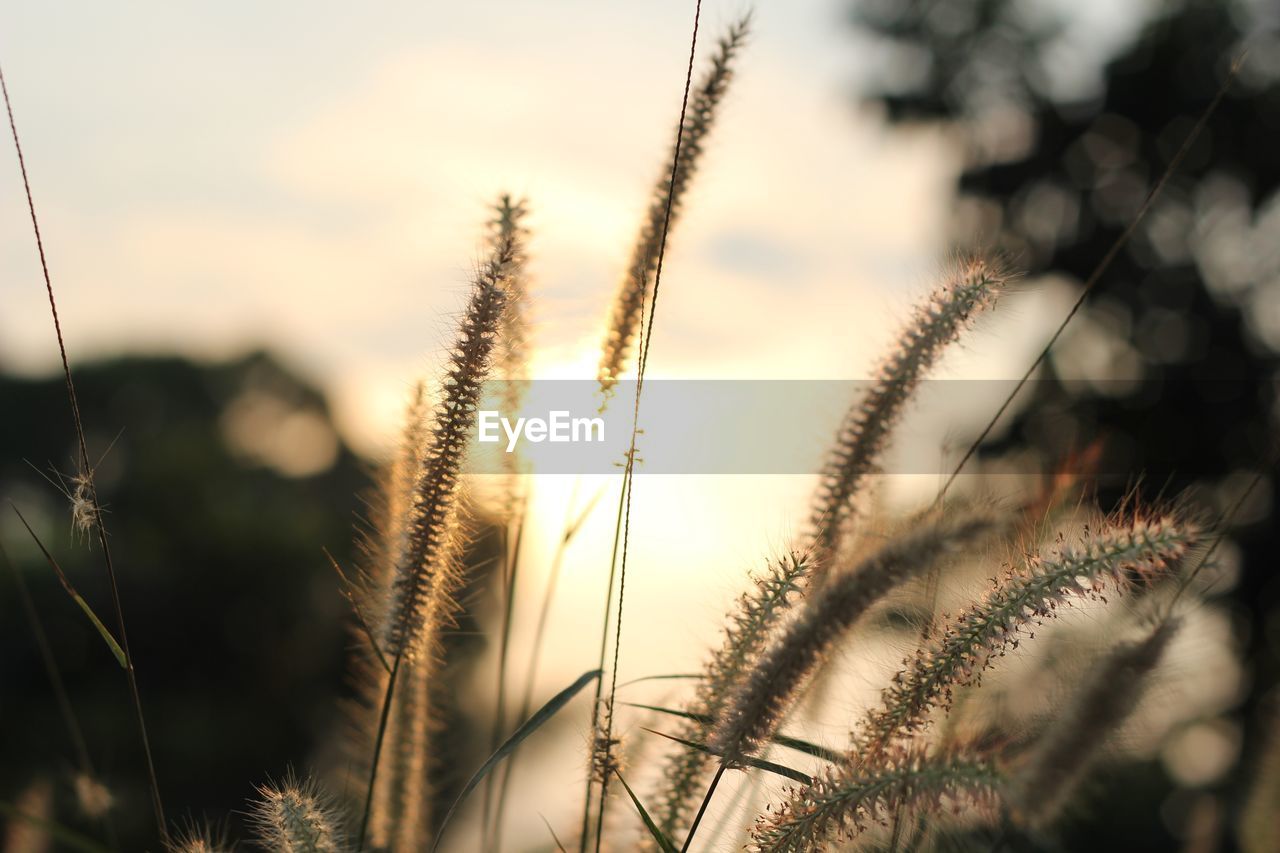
top-left (382, 208), bottom-right (517, 659)
top-left (852, 513), bottom-right (1196, 760)
top-left (710, 506), bottom-right (1003, 764)
top-left (752, 743), bottom-right (1003, 852)
top-left (597, 15), bottom-right (751, 395)
top-left (810, 254), bottom-right (1011, 558)
top-left (164, 822), bottom-right (232, 853)
top-left (249, 775), bottom-right (345, 853)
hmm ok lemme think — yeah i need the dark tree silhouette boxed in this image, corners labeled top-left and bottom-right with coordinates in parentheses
top-left (852, 0), bottom-right (1279, 847)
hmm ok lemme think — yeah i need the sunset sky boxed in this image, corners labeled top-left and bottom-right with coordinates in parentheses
top-left (2, 2), bottom-right (1195, 843)
top-left (0, 0), bottom-right (1098, 453)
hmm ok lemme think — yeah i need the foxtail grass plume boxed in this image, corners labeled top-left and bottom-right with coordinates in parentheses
top-left (752, 744), bottom-right (1003, 852)
top-left (249, 776), bottom-right (346, 853)
top-left (382, 206), bottom-right (519, 659)
top-left (852, 514), bottom-right (1197, 760)
top-left (597, 15), bottom-right (750, 396)
top-left (492, 194), bottom-right (531, 517)
top-left (357, 383), bottom-right (427, 848)
top-left (710, 506), bottom-right (1002, 764)
top-left (493, 194), bottom-right (530, 394)
top-left (652, 551), bottom-right (812, 838)
top-left (810, 255), bottom-right (1011, 559)
top-left (164, 824), bottom-right (232, 853)
top-left (1010, 617), bottom-right (1180, 827)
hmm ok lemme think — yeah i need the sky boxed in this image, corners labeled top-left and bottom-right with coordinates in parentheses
top-left (0, 0), bottom-right (1078, 454)
top-left (0, 1), bottom-right (1145, 841)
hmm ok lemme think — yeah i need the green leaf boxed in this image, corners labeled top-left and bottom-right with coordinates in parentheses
top-left (624, 702), bottom-right (842, 762)
top-left (614, 770), bottom-right (678, 853)
top-left (617, 673), bottom-right (703, 689)
top-left (431, 668), bottom-right (601, 851)
top-left (11, 505), bottom-right (126, 669)
top-left (641, 727), bottom-right (813, 785)
top-left (70, 591), bottom-right (127, 669)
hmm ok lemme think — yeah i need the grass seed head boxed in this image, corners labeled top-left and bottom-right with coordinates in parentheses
top-left (710, 505), bottom-right (1003, 764)
top-left (597, 15), bottom-right (751, 396)
top-left (810, 254), bottom-right (1012, 559)
top-left (248, 774), bottom-right (345, 853)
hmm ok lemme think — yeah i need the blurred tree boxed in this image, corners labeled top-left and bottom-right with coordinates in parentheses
top-left (0, 351), bottom-right (502, 847)
top-left (0, 352), bottom-right (369, 846)
top-left (851, 0), bottom-right (1279, 847)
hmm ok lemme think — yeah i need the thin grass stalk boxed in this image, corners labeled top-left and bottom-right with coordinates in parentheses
top-left (851, 515), bottom-right (1197, 762)
top-left (0, 62), bottom-right (166, 841)
top-left (493, 484), bottom-right (598, 843)
top-left (678, 763), bottom-right (725, 852)
top-left (810, 255), bottom-right (1010, 560)
top-left (484, 500), bottom-right (528, 849)
top-left (752, 745), bottom-right (1003, 852)
top-left (584, 10), bottom-right (729, 848)
top-left (486, 197), bottom-right (532, 846)
top-left (580, 472), bottom-right (632, 851)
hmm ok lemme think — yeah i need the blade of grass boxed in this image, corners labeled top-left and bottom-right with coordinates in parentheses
top-left (495, 484), bottom-right (601, 845)
top-left (615, 770), bottom-right (679, 853)
top-left (617, 673), bottom-right (703, 689)
top-left (641, 728), bottom-right (813, 785)
top-left (11, 505), bottom-right (126, 669)
top-left (623, 702), bottom-right (842, 762)
top-left (433, 668), bottom-right (602, 852)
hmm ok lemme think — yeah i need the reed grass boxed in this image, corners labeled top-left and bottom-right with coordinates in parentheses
top-left (596, 14), bottom-right (750, 397)
top-left (850, 514), bottom-right (1197, 760)
top-left (810, 256), bottom-right (1010, 558)
top-left (1, 11), bottom-right (1261, 853)
top-left (710, 506), bottom-right (1002, 765)
top-left (249, 776), bottom-right (347, 853)
top-left (750, 744), bottom-right (1003, 851)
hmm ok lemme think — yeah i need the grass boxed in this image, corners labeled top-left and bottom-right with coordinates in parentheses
top-left (1, 7), bottom-right (1272, 853)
